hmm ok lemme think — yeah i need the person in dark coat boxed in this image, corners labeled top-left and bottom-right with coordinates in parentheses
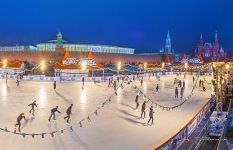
top-left (156, 84), bottom-right (159, 92)
top-left (53, 81), bottom-right (56, 90)
top-left (113, 80), bottom-right (117, 90)
top-left (135, 94), bottom-right (139, 109)
top-left (64, 104), bottom-right (73, 123)
top-left (140, 101), bottom-right (146, 118)
top-left (147, 106), bottom-right (154, 125)
top-left (48, 106), bottom-right (61, 121)
top-left (183, 80), bottom-right (185, 88)
top-left (28, 101), bottom-right (37, 116)
top-left (16, 78), bottom-right (19, 87)
top-left (175, 87), bottom-right (179, 98)
top-left (15, 113), bottom-right (26, 132)
top-left (180, 87), bottom-right (184, 99)
top-left (141, 79), bottom-right (143, 87)
top-left (199, 79), bottom-right (202, 87)
top-left (82, 77), bottom-right (85, 89)
top-left (193, 76), bottom-right (195, 83)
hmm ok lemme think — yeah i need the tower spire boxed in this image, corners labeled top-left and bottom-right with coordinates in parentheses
top-left (165, 30), bottom-right (172, 54)
top-left (214, 31), bottom-right (218, 43)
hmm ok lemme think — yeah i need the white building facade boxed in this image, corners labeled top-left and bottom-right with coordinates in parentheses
top-left (36, 43), bottom-right (135, 54)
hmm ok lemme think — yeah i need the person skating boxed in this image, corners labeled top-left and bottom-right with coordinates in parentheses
top-left (141, 79), bottom-right (143, 87)
top-left (14, 113), bottom-right (26, 132)
top-left (5, 73), bottom-right (9, 85)
top-left (28, 101), bottom-right (37, 116)
top-left (140, 101), bottom-right (146, 118)
top-left (16, 78), bottom-right (19, 87)
top-left (203, 86), bottom-right (206, 91)
top-left (48, 106), bottom-right (61, 121)
top-left (156, 84), bottom-right (159, 92)
top-left (133, 75), bottom-right (135, 81)
top-left (147, 106), bottom-right (154, 125)
top-left (179, 80), bottom-right (182, 87)
top-left (183, 80), bottom-right (185, 88)
top-left (113, 80), bottom-right (117, 90)
top-left (64, 104), bottom-right (73, 123)
top-left (135, 94), bottom-right (139, 109)
top-left (193, 76), bottom-right (195, 83)
top-left (53, 81), bottom-right (56, 90)
top-left (180, 87), bottom-right (184, 99)
top-left (108, 78), bottom-right (111, 87)
top-left (82, 77), bottom-right (85, 89)
top-left (199, 79), bottom-right (202, 87)
top-left (175, 87), bottom-right (179, 98)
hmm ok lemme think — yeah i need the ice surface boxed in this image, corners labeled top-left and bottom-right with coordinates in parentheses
top-left (0, 75), bottom-right (213, 150)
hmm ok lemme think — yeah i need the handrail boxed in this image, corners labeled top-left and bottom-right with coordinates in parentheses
top-left (155, 97), bottom-right (212, 149)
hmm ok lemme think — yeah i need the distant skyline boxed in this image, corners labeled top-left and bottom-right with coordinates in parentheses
top-left (0, 0), bottom-right (233, 54)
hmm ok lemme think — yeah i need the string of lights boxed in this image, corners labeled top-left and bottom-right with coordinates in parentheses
top-left (125, 74), bottom-right (200, 111)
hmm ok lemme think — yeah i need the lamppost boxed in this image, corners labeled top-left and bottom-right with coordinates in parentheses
top-left (144, 62), bottom-right (147, 73)
top-left (184, 62), bottom-right (188, 79)
top-left (117, 61), bottom-right (121, 75)
top-left (40, 60), bottom-right (46, 75)
top-left (81, 61), bottom-right (87, 77)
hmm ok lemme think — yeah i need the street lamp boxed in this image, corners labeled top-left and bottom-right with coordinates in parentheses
top-left (3, 59), bottom-right (7, 69)
top-left (144, 62), bottom-right (147, 72)
top-left (40, 60), bottom-right (46, 71)
top-left (117, 61), bottom-right (121, 74)
top-left (81, 61), bottom-right (87, 71)
top-left (162, 62), bottom-right (165, 69)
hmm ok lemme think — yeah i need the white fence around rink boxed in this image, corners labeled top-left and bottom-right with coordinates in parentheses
top-left (156, 97), bottom-right (215, 150)
top-left (0, 71), bottom-right (211, 82)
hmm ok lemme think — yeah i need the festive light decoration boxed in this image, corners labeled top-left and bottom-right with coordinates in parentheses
top-left (124, 74), bottom-right (199, 111)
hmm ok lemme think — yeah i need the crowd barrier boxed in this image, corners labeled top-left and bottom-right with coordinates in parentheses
top-left (0, 71), bottom-right (178, 82)
top-left (156, 97), bottom-right (214, 150)
top-left (0, 71), bottom-right (211, 82)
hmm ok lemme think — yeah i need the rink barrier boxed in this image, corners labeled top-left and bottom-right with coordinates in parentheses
top-left (0, 71), bottom-right (178, 82)
top-left (0, 72), bottom-right (210, 82)
top-left (155, 98), bottom-right (212, 150)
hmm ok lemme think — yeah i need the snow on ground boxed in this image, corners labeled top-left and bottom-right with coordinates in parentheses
top-left (0, 74), bottom-right (213, 150)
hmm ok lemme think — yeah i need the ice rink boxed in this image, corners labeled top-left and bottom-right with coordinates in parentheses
top-left (0, 74), bottom-right (213, 150)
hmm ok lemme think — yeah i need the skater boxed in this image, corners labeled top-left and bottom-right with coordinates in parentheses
top-left (183, 80), bottom-right (185, 88)
top-left (117, 76), bottom-right (120, 83)
top-left (113, 80), bottom-right (117, 90)
top-left (135, 94), bottom-right (139, 109)
top-left (14, 113), bottom-right (26, 132)
top-left (133, 75), bottom-right (135, 81)
top-left (193, 76), bottom-right (195, 83)
top-left (180, 87), bottom-right (184, 99)
top-left (175, 87), bottom-right (179, 98)
top-left (203, 86), bottom-right (206, 92)
top-left (156, 84), bottom-right (159, 92)
top-left (199, 79), bottom-right (202, 87)
top-left (48, 106), bottom-right (61, 121)
top-left (64, 104), bottom-right (73, 123)
top-left (53, 81), bottom-right (56, 90)
top-left (147, 106), bottom-right (154, 125)
top-left (82, 77), bottom-right (85, 89)
top-left (5, 73), bottom-right (9, 85)
top-left (179, 80), bottom-right (182, 87)
top-left (16, 78), bottom-right (19, 87)
top-left (140, 101), bottom-right (146, 118)
top-left (108, 78), bottom-right (111, 87)
top-left (28, 101), bottom-right (37, 116)
top-left (141, 79), bottom-right (143, 87)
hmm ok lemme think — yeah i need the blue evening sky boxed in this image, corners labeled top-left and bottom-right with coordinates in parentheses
top-left (0, 0), bottom-right (233, 53)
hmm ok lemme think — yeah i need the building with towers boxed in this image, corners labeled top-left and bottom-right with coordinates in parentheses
top-left (195, 32), bottom-right (226, 61)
